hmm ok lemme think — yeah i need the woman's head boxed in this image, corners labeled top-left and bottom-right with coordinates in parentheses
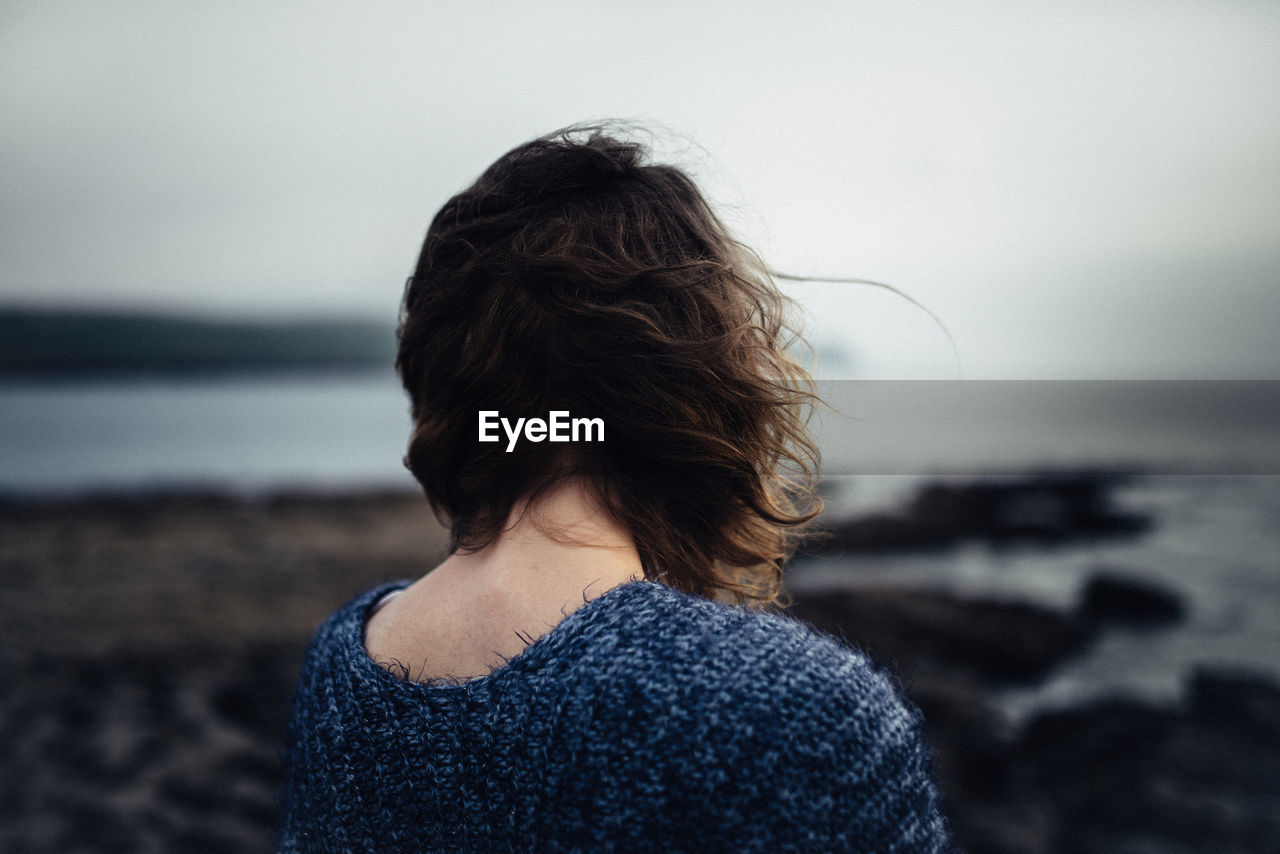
top-left (397, 124), bottom-right (820, 606)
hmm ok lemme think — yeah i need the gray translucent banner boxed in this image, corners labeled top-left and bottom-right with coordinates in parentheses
top-left (808, 381), bottom-right (1280, 475)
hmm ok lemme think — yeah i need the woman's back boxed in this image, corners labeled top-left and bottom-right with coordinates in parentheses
top-left (281, 580), bottom-right (950, 853)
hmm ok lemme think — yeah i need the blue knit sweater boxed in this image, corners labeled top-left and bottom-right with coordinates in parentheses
top-left (279, 580), bottom-right (952, 852)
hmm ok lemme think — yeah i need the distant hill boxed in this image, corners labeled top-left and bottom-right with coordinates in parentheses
top-left (0, 308), bottom-right (397, 377)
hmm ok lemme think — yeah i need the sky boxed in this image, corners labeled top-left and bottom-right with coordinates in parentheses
top-left (2, 1), bottom-right (1278, 379)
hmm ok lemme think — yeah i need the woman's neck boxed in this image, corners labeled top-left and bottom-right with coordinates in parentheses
top-left (445, 476), bottom-right (643, 592)
top-left (364, 477), bottom-right (644, 681)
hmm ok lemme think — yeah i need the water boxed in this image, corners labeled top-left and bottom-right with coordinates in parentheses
top-left (792, 474), bottom-right (1280, 722)
top-left (812, 380), bottom-right (1280, 476)
top-left (5, 377), bottom-right (1277, 493)
top-left (0, 371), bottom-right (415, 494)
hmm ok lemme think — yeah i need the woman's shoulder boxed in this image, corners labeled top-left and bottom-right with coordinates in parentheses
top-left (556, 580), bottom-right (953, 851)
top-left (542, 580), bottom-right (927, 749)
top-left (575, 580), bottom-right (900, 688)
top-left (295, 581), bottom-right (411, 676)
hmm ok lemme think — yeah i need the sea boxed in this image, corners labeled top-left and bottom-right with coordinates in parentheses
top-left (1, 371), bottom-right (1277, 721)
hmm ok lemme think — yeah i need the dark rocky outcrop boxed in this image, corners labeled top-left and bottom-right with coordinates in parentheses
top-left (803, 473), bottom-right (1151, 556)
top-left (1079, 570), bottom-right (1186, 625)
top-left (788, 586), bottom-right (1093, 684)
top-left (988, 669), bottom-right (1280, 854)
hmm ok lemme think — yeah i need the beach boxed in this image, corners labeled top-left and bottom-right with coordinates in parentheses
top-left (3, 475), bottom-right (1278, 852)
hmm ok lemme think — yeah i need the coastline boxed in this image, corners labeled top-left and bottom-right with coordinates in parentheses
top-left (2, 480), bottom-right (1277, 852)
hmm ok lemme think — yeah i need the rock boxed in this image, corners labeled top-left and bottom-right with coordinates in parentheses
top-left (803, 472), bottom-right (1152, 556)
top-left (909, 676), bottom-right (1010, 800)
top-left (996, 670), bottom-right (1280, 853)
top-left (1015, 697), bottom-right (1180, 784)
top-left (1079, 572), bottom-right (1186, 625)
top-left (1188, 667), bottom-right (1280, 744)
top-left (788, 585), bottom-right (1094, 684)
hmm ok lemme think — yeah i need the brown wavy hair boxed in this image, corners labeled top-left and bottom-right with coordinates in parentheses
top-left (396, 124), bottom-right (821, 607)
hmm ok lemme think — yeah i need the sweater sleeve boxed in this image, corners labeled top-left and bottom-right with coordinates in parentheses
top-left (770, 660), bottom-right (954, 853)
top-left (698, 624), bottom-right (955, 853)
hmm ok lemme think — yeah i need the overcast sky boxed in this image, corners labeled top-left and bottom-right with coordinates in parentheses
top-left (2, 1), bottom-right (1278, 378)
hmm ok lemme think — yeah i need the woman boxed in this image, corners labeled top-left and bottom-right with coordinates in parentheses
top-left (278, 125), bottom-right (952, 852)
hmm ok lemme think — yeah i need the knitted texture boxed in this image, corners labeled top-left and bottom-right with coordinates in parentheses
top-left (278, 580), bottom-right (952, 853)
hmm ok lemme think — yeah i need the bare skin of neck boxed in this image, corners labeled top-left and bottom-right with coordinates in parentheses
top-left (364, 477), bottom-right (644, 682)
